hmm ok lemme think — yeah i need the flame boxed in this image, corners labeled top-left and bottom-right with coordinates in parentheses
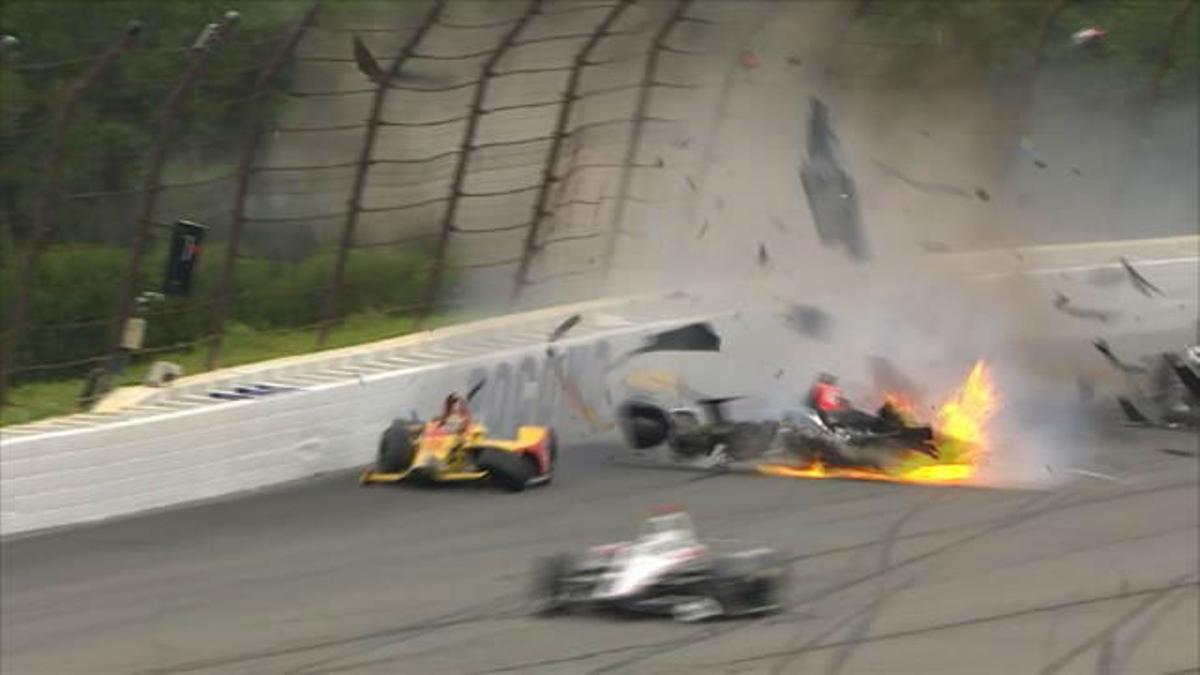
top-left (930, 360), bottom-right (997, 466)
top-left (759, 360), bottom-right (998, 487)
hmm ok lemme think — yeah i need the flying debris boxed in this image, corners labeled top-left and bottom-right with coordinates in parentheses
top-left (873, 159), bottom-right (972, 199)
top-left (352, 35), bottom-right (387, 85)
top-left (800, 97), bottom-right (867, 260)
top-left (975, 187), bottom-right (991, 202)
top-left (548, 314), bottom-right (582, 345)
top-left (1119, 257), bottom-right (1164, 297)
top-left (782, 305), bottom-right (831, 340)
top-left (757, 244), bottom-right (770, 267)
top-left (1072, 26), bottom-right (1109, 46)
top-left (1034, 160), bottom-right (1048, 169)
top-left (685, 176), bottom-right (697, 191)
top-left (1053, 292), bottom-right (1117, 323)
top-left (608, 322), bottom-right (722, 371)
top-left (697, 220), bottom-right (709, 239)
top-left (1093, 338), bottom-right (1148, 374)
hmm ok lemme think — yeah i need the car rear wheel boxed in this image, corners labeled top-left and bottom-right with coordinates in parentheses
top-left (477, 448), bottom-right (532, 492)
top-left (544, 430), bottom-right (558, 485)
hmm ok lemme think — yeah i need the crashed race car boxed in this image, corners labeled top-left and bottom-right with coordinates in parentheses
top-left (617, 395), bottom-right (938, 472)
top-left (361, 394), bottom-right (557, 492)
top-left (1100, 342), bottom-right (1200, 430)
top-left (529, 510), bottom-right (787, 622)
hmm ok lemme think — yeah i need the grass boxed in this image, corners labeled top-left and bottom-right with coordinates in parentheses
top-left (0, 308), bottom-right (472, 428)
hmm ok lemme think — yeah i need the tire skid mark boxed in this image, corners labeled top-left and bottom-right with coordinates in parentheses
top-left (1107, 583), bottom-right (1198, 674)
top-left (132, 593), bottom-right (522, 675)
top-left (771, 493), bottom-right (945, 674)
top-left (1037, 573), bottom-right (1200, 674)
top-left (719, 577), bottom-right (1199, 668)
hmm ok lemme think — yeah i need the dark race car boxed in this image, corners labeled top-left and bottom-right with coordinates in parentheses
top-left (617, 395), bottom-right (937, 471)
top-left (529, 511), bottom-right (787, 623)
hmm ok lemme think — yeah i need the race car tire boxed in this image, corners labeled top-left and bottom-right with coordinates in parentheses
top-left (544, 430), bottom-right (559, 484)
top-left (477, 448), bottom-right (532, 492)
top-left (674, 578), bottom-right (738, 623)
top-left (530, 553), bottom-right (575, 616)
top-left (376, 420), bottom-right (418, 473)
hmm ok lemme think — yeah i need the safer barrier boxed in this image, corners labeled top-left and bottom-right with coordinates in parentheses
top-left (0, 293), bottom-right (740, 536)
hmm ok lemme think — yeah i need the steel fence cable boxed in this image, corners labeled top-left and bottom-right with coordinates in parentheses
top-left (537, 231), bottom-right (603, 247)
top-left (451, 220), bottom-right (533, 234)
top-left (358, 195), bottom-right (452, 213)
top-left (378, 114), bottom-right (470, 127)
top-left (0, 21), bottom-right (142, 403)
top-left (409, 47), bottom-right (496, 60)
top-left (511, 0), bottom-right (633, 301)
top-left (600, 0), bottom-right (692, 279)
top-left (271, 121), bottom-right (370, 133)
top-left (317, 0), bottom-right (447, 347)
top-left (419, 0), bottom-right (542, 324)
top-left (460, 183), bottom-right (541, 198)
top-left (446, 256), bottom-right (523, 270)
top-left (207, 3), bottom-right (321, 370)
top-left (482, 99), bottom-right (562, 114)
top-left (435, 17), bottom-right (522, 29)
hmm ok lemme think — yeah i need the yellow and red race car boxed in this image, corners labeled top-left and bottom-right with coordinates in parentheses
top-left (360, 416), bottom-right (557, 492)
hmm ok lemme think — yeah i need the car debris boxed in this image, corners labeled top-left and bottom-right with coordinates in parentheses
top-left (1053, 291), bottom-right (1118, 323)
top-left (1119, 257), bottom-right (1165, 297)
top-left (800, 97), bottom-right (867, 260)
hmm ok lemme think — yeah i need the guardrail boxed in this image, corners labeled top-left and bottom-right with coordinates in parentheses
top-left (0, 290), bottom-right (746, 536)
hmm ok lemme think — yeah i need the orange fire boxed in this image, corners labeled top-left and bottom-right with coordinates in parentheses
top-left (759, 360), bottom-right (998, 486)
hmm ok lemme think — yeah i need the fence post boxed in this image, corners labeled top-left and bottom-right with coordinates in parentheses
top-left (598, 0), bottom-right (691, 283)
top-left (1149, 0), bottom-right (1195, 100)
top-left (316, 0), bottom-right (445, 347)
top-left (0, 22), bottom-right (141, 405)
top-left (510, 0), bottom-right (634, 304)
top-left (206, 4), bottom-right (321, 371)
top-left (111, 13), bottom-right (240, 361)
top-left (416, 0), bottom-right (542, 327)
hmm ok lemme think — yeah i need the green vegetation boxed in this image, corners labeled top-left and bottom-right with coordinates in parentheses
top-left (858, 0), bottom-right (1197, 86)
top-left (0, 308), bottom-right (467, 427)
top-left (0, 243), bottom-right (432, 383)
top-left (0, 1), bottom-right (312, 243)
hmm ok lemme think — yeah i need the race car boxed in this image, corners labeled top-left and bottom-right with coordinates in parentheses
top-left (777, 399), bottom-right (939, 470)
top-left (1104, 343), bottom-right (1200, 430)
top-left (529, 510), bottom-right (787, 622)
top-left (360, 414), bottom-right (557, 492)
top-left (617, 395), bottom-right (937, 471)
